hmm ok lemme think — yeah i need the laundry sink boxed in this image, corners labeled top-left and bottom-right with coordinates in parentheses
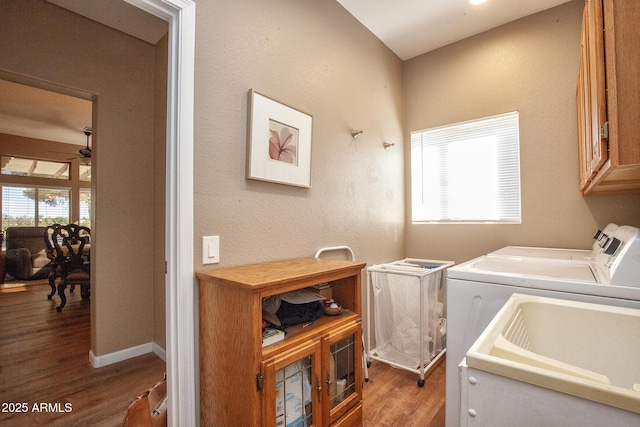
top-left (465, 293), bottom-right (640, 414)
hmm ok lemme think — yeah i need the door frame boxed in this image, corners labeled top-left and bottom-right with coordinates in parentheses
top-left (126, 0), bottom-right (196, 425)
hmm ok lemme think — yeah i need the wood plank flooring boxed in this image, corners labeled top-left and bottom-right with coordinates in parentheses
top-left (362, 357), bottom-right (446, 427)
top-left (0, 281), bottom-right (166, 427)
top-left (0, 280), bottom-right (446, 426)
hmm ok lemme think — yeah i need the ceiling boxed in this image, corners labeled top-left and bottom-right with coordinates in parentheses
top-left (337, 0), bottom-right (572, 60)
top-left (1, 0), bottom-right (572, 147)
top-left (0, 79), bottom-right (92, 147)
top-left (46, 0), bottom-right (574, 61)
top-left (46, 0), bottom-right (168, 45)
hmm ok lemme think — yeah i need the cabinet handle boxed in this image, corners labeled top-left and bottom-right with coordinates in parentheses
top-left (326, 369), bottom-right (332, 396)
top-left (315, 374), bottom-right (322, 402)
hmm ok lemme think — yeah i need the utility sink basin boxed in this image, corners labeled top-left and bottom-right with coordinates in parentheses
top-left (466, 294), bottom-right (640, 414)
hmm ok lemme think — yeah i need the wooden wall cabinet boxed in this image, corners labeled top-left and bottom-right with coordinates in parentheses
top-left (197, 257), bottom-right (366, 427)
top-left (576, 0), bottom-right (640, 195)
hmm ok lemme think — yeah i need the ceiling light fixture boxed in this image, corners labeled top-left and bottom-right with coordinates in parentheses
top-left (469, 0), bottom-right (487, 5)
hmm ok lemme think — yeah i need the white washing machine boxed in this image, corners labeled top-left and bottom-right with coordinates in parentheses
top-left (488, 223), bottom-right (618, 261)
top-left (445, 225), bottom-right (640, 427)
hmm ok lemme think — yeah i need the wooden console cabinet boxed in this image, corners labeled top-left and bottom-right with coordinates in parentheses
top-left (576, 0), bottom-right (640, 195)
top-left (197, 257), bottom-right (366, 426)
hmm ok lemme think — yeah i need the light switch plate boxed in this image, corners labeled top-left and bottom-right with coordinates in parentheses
top-left (202, 236), bottom-right (220, 264)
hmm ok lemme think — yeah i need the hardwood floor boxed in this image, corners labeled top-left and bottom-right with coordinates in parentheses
top-left (0, 281), bottom-right (166, 427)
top-left (362, 357), bottom-right (446, 427)
top-left (1, 280), bottom-right (445, 426)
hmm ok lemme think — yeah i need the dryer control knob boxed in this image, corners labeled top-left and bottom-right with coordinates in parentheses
top-left (604, 238), bottom-right (621, 255)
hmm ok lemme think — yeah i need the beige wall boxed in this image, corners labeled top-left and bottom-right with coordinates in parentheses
top-left (0, 0), bottom-right (165, 357)
top-left (403, 0), bottom-right (640, 264)
top-left (193, 0), bottom-right (405, 271)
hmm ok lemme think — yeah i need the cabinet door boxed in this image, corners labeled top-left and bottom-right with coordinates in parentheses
top-left (577, 24), bottom-right (592, 190)
top-left (576, 59), bottom-right (590, 190)
top-left (585, 0), bottom-right (607, 176)
top-left (262, 339), bottom-right (323, 427)
top-left (321, 321), bottom-right (363, 426)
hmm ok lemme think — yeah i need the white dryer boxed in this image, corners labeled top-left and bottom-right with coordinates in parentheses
top-left (445, 225), bottom-right (640, 427)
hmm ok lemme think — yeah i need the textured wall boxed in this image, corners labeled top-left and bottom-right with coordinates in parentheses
top-left (193, 0), bottom-right (405, 270)
top-left (403, 0), bottom-right (640, 264)
top-left (0, 0), bottom-right (160, 357)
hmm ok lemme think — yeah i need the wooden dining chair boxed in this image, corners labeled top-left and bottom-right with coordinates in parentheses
top-left (52, 224), bottom-right (91, 312)
top-left (43, 224), bottom-right (63, 300)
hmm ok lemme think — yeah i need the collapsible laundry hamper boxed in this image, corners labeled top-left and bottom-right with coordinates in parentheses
top-left (366, 258), bottom-right (454, 386)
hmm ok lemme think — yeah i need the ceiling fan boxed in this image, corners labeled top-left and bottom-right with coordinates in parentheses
top-left (77, 127), bottom-right (92, 159)
top-left (44, 127), bottom-right (93, 163)
top-left (65, 127), bottom-right (92, 164)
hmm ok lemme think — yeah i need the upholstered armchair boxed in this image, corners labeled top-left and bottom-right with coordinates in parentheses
top-left (5, 226), bottom-right (52, 281)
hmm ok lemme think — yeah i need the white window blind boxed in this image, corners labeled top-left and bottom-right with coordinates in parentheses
top-left (2, 186), bottom-right (35, 227)
top-left (79, 188), bottom-right (91, 227)
top-left (38, 188), bottom-right (70, 225)
top-left (2, 186), bottom-right (70, 228)
top-left (411, 111), bottom-right (521, 223)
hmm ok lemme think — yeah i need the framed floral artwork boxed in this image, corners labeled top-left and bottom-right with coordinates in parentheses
top-left (247, 89), bottom-right (313, 188)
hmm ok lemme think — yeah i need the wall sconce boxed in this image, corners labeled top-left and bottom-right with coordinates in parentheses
top-left (351, 129), bottom-right (364, 138)
top-left (383, 142), bottom-right (395, 149)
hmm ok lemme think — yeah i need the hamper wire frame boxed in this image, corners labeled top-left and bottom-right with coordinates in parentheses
top-left (366, 258), bottom-right (454, 386)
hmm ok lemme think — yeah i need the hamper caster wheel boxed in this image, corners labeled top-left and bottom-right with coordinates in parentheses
top-left (417, 379), bottom-right (425, 387)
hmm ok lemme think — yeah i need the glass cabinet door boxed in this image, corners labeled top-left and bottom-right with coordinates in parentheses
top-left (322, 321), bottom-right (362, 425)
top-left (262, 339), bottom-right (322, 427)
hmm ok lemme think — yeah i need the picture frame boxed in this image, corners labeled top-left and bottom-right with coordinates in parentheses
top-left (247, 89), bottom-right (313, 188)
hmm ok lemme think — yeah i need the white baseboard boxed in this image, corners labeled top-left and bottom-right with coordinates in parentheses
top-left (153, 342), bottom-right (167, 361)
top-left (89, 341), bottom-right (166, 368)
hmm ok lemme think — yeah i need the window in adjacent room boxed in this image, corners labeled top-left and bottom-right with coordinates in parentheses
top-left (1, 155), bottom-right (69, 179)
top-left (1, 186), bottom-right (70, 228)
top-left (0, 152), bottom-right (91, 230)
top-left (79, 188), bottom-right (92, 227)
top-left (411, 111), bottom-right (521, 224)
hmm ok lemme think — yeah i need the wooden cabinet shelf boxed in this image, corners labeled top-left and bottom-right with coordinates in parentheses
top-left (576, 0), bottom-right (640, 195)
top-left (261, 310), bottom-right (358, 355)
top-left (197, 257), bottom-right (366, 426)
